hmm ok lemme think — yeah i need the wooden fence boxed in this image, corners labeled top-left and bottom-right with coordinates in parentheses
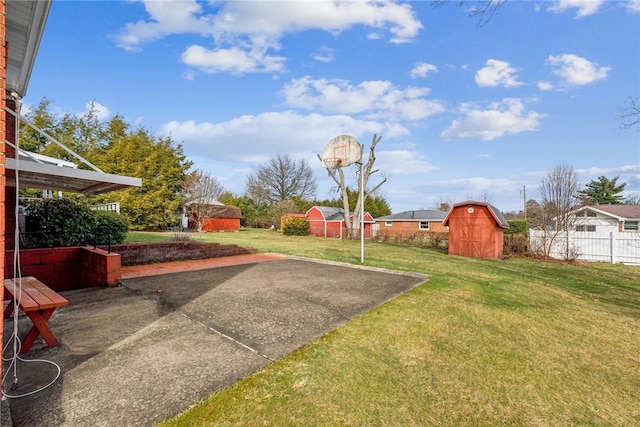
top-left (529, 230), bottom-right (640, 265)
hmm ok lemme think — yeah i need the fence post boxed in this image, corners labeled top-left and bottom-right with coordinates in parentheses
top-left (610, 231), bottom-right (616, 264)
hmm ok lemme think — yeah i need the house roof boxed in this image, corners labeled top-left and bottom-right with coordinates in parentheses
top-left (376, 209), bottom-right (447, 221)
top-left (578, 205), bottom-right (640, 220)
top-left (442, 200), bottom-right (510, 229)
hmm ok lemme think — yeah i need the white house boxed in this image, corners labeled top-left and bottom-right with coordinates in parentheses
top-left (571, 205), bottom-right (640, 233)
top-left (530, 204), bottom-right (640, 264)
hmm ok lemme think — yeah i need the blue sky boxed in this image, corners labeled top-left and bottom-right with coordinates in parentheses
top-left (23, 0), bottom-right (640, 213)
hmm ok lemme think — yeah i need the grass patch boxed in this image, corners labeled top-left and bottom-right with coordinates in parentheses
top-left (128, 230), bottom-right (640, 426)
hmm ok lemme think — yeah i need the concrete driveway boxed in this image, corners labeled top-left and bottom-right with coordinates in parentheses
top-left (3, 254), bottom-right (426, 426)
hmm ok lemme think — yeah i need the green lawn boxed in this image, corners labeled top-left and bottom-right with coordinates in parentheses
top-left (128, 230), bottom-right (640, 426)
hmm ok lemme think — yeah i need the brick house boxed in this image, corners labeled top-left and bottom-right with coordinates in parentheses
top-left (375, 210), bottom-right (448, 238)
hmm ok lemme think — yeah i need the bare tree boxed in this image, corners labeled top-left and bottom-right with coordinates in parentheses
top-left (536, 164), bottom-right (580, 258)
top-left (320, 134), bottom-right (387, 238)
top-left (618, 96), bottom-right (640, 132)
top-left (246, 153), bottom-right (317, 205)
top-left (432, 0), bottom-right (506, 27)
top-left (430, 196), bottom-right (453, 212)
top-left (184, 169), bottom-right (225, 231)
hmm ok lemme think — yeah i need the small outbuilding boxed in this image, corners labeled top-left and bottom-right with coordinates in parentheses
top-left (306, 206), bottom-right (374, 238)
top-left (199, 205), bottom-right (242, 232)
top-left (442, 201), bottom-right (509, 259)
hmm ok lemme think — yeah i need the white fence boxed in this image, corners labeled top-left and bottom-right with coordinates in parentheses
top-left (91, 202), bottom-right (120, 214)
top-left (529, 230), bottom-right (640, 265)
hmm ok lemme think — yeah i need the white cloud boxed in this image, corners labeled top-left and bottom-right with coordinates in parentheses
top-left (181, 45), bottom-right (286, 74)
top-left (113, 0), bottom-right (212, 51)
top-left (376, 150), bottom-right (439, 175)
top-left (113, 1), bottom-right (422, 74)
top-left (312, 46), bottom-right (334, 63)
top-left (475, 59), bottom-right (523, 88)
top-left (626, 0), bottom-right (640, 12)
top-left (440, 98), bottom-right (545, 141)
top-left (413, 177), bottom-right (521, 202)
top-left (159, 110), bottom-right (409, 164)
top-left (281, 76), bottom-right (445, 120)
top-left (536, 81), bottom-right (554, 91)
top-left (84, 101), bottom-right (111, 120)
top-left (547, 0), bottom-right (604, 18)
top-left (410, 62), bottom-right (438, 79)
top-left (546, 54), bottom-right (611, 86)
top-left (575, 164), bottom-right (640, 175)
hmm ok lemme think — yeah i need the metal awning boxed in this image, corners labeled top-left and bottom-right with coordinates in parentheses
top-left (5, 156), bottom-right (142, 195)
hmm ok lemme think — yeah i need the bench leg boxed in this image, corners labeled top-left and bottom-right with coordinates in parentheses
top-left (20, 308), bottom-right (58, 354)
top-left (3, 302), bottom-right (15, 319)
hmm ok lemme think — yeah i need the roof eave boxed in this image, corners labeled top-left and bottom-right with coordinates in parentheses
top-left (6, 0), bottom-right (52, 98)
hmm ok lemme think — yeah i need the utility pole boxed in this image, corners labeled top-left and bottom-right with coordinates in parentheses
top-left (523, 184), bottom-right (527, 220)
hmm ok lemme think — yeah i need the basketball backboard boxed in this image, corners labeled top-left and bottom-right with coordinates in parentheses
top-left (321, 135), bottom-right (363, 168)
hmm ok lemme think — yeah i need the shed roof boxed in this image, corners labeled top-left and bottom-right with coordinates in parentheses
top-left (312, 206), bottom-right (347, 221)
top-left (376, 209), bottom-right (447, 221)
top-left (309, 206), bottom-right (374, 222)
top-left (206, 205), bottom-right (242, 219)
top-left (442, 201), bottom-right (510, 229)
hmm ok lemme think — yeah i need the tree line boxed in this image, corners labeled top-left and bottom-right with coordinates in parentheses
top-left (17, 99), bottom-right (391, 231)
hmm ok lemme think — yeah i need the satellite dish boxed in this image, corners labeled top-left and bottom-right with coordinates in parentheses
top-left (321, 135), bottom-right (363, 168)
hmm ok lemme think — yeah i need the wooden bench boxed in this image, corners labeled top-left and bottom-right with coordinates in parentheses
top-left (3, 276), bottom-right (69, 354)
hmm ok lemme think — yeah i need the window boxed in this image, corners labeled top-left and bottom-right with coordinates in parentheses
top-left (576, 211), bottom-right (586, 217)
top-left (419, 221), bottom-right (429, 230)
top-left (576, 225), bottom-right (596, 232)
top-left (586, 211), bottom-right (596, 217)
top-left (385, 221), bottom-right (392, 227)
top-left (624, 221), bottom-right (639, 231)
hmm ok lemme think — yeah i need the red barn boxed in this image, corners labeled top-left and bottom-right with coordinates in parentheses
top-left (306, 206), bottom-right (374, 238)
top-left (442, 201), bottom-right (509, 259)
top-left (199, 205), bottom-right (242, 232)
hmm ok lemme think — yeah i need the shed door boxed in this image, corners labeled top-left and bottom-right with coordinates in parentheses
top-left (460, 220), bottom-right (482, 257)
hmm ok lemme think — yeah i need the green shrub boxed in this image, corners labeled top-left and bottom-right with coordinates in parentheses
top-left (282, 216), bottom-right (310, 236)
top-left (506, 219), bottom-right (528, 234)
top-left (24, 199), bottom-right (129, 247)
top-left (92, 210), bottom-right (129, 245)
top-left (24, 198), bottom-right (94, 247)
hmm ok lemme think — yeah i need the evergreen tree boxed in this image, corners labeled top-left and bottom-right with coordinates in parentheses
top-left (578, 176), bottom-right (627, 205)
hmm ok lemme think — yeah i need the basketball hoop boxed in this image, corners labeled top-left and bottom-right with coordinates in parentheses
top-left (322, 157), bottom-right (343, 169)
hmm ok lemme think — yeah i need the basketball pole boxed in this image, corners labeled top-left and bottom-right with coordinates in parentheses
top-left (360, 161), bottom-right (364, 264)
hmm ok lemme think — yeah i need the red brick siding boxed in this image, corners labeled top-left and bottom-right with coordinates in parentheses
top-left (4, 247), bottom-right (122, 291)
top-left (378, 220), bottom-right (448, 237)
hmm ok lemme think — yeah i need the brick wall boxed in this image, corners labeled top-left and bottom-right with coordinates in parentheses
top-left (4, 247), bottom-right (122, 291)
top-left (110, 241), bottom-right (257, 266)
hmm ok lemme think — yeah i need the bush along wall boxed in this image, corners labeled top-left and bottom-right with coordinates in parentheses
top-left (504, 219), bottom-right (529, 254)
top-left (23, 198), bottom-right (129, 248)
